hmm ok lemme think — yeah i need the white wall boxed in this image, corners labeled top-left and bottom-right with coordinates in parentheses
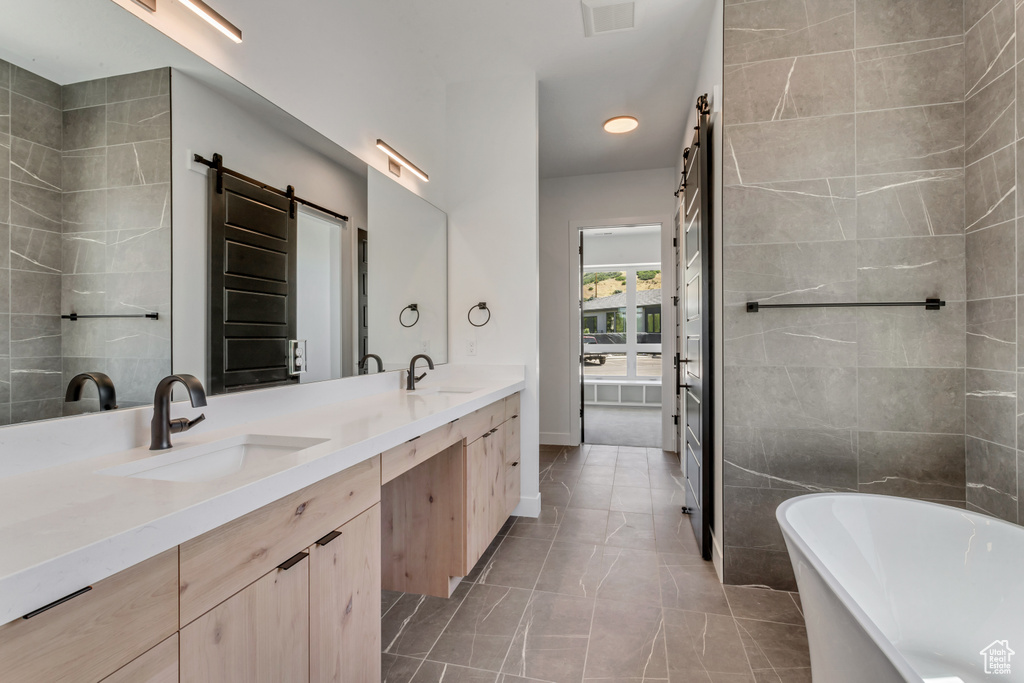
top-left (583, 228), bottom-right (662, 267)
top-left (110, 0), bottom-right (447, 207)
top-left (366, 168), bottom-right (448, 369)
top-left (446, 74), bottom-right (541, 516)
top-left (171, 69), bottom-right (367, 383)
top-left (679, 0), bottom-right (724, 578)
top-left (538, 168), bottom-right (677, 445)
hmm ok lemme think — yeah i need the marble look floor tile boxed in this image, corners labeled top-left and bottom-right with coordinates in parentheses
top-left (513, 505), bottom-right (564, 527)
top-left (539, 463), bottom-right (581, 486)
top-left (569, 483), bottom-right (614, 510)
top-left (428, 584), bottom-right (532, 671)
top-left (475, 536), bottom-right (552, 590)
top-left (584, 448), bottom-right (618, 467)
top-left (466, 535), bottom-right (506, 583)
top-left (604, 511), bottom-right (657, 550)
top-left (664, 607), bottom-right (753, 679)
top-left (614, 464), bottom-right (650, 488)
top-left (752, 668), bottom-right (812, 683)
top-left (724, 587), bottom-right (804, 625)
top-left (651, 488), bottom-right (688, 517)
top-left (555, 508), bottom-right (610, 545)
top-left (502, 591), bottom-right (595, 683)
top-left (660, 562), bottom-right (732, 615)
top-left (735, 618), bottom-right (811, 670)
top-left (382, 653), bottom-right (424, 683)
top-left (506, 521), bottom-right (559, 541)
top-left (536, 543), bottom-right (662, 606)
top-left (610, 485), bottom-right (654, 514)
top-left (539, 479), bottom-right (573, 507)
top-left (654, 513), bottom-right (703, 555)
top-left (383, 589), bottom-right (404, 616)
top-left (585, 600), bottom-right (668, 679)
top-left (577, 465), bottom-right (616, 485)
top-left (414, 661), bottom-right (499, 682)
top-left (649, 470), bottom-right (688, 491)
top-left (382, 582), bottom-right (472, 658)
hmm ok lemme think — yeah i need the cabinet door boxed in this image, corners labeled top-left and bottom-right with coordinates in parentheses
top-left (310, 504), bottom-right (381, 683)
top-left (465, 426), bottom-right (505, 571)
top-left (101, 634), bottom-right (178, 683)
top-left (180, 555), bottom-right (310, 683)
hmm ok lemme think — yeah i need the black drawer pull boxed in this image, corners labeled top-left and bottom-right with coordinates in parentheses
top-left (511, 414), bottom-right (519, 419)
top-left (23, 586), bottom-right (92, 619)
top-left (511, 461), bottom-right (519, 467)
top-left (315, 530), bottom-right (342, 546)
top-left (278, 551), bottom-right (309, 570)
top-left (407, 435), bottom-right (421, 443)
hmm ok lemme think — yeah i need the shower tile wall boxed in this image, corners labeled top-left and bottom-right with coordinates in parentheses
top-left (722, 0), bottom-right (968, 588)
top-left (962, 0), bottom-right (1021, 523)
top-left (1, 61), bottom-right (64, 424)
top-left (0, 61), bottom-right (170, 423)
top-left (61, 68), bottom-right (171, 413)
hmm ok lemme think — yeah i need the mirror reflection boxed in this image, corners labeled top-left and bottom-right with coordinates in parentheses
top-left (367, 169), bottom-right (448, 370)
top-left (0, 0), bottom-right (450, 420)
top-left (1, 61), bottom-right (172, 423)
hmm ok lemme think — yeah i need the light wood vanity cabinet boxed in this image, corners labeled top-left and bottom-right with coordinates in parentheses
top-left (180, 553), bottom-right (311, 683)
top-left (0, 548), bottom-right (178, 683)
top-left (100, 634), bottom-right (179, 683)
top-left (464, 422), bottom-right (507, 571)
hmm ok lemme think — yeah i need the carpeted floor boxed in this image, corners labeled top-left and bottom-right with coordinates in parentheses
top-left (583, 405), bottom-right (662, 448)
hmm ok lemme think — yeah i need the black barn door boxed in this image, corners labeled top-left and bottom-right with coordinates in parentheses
top-left (208, 172), bottom-right (298, 393)
top-left (681, 95), bottom-right (714, 560)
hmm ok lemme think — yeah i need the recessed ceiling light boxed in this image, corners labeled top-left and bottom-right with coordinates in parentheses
top-left (604, 116), bottom-right (638, 134)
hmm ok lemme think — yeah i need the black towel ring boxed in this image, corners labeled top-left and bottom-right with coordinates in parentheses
top-left (468, 302), bottom-right (491, 327)
top-left (399, 303), bottom-right (420, 328)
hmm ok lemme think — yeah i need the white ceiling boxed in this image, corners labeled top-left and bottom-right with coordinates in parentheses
top-left (2, 0), bottom-right (717, 182)
top-left (398, 0), bottom-right (719, 179)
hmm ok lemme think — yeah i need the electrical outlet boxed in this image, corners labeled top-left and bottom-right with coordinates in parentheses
top-left (420, 340), bottom-right (430, 353)
top-left (466, 340), bottom-right (477, 356)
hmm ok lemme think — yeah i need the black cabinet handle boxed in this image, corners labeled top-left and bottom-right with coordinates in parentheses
top-left (315, 530), bottom-right (342, 546)
top-left (23, 586), bottom-right (92, 619)
top-left (278, 551), bottom-right (308, 570)
top-left (511, 414), bottom-right (518, 419)
top-left (511, 461), bottom-right (519, 467)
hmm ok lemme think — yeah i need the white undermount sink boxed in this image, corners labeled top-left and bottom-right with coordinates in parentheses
top-left (97, 434), bottom-right (328, 483)
top-left (413, 386), bottom-right (480, 395)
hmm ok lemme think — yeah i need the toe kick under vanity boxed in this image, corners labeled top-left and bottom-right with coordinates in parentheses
top-left (0, 371), bottom-right (524, 683)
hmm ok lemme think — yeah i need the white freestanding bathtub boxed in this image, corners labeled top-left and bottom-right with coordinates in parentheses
top-left (777, 494), bottom-right (1024, 682)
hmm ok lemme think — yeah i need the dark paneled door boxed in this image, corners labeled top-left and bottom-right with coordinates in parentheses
top-left (681, 96), bottom-right (714, 560)
top-left (208, 172), bottom-right (298, 393)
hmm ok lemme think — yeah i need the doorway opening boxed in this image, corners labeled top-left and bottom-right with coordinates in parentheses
top-left (578, 225), bottom-right (664, 448)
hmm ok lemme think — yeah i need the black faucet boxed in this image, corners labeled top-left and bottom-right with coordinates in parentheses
top-left (150, 374), bottom-right (208, 450)
top-left (359, 353), bottom-right (384, 373)
top-left (406, 354), bottom-right (434, 390)
top-left (65, 372), bottom-right (118, 411)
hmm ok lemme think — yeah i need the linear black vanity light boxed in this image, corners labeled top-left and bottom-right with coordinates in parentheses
top-left (134, 0), bottom-right (243, 43)
top-left (376, 139), bottom-right (429, 182)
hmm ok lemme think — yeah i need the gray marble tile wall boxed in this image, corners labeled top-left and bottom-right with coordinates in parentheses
top-left (962, 0), bottom-right (1021, 524)
top-left (0, 62), bottom-right (170, 424)
top-left (60, 68), bottom-right (171, 414)
top-left (722, 0), bottom-right (968, 589)
top-left (1, 59), bottom-right (64, 424)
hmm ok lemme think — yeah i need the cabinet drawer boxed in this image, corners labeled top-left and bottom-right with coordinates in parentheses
top-left (505, 462), bottom-right (521, 518)
top-left (461, 399), bottom-right (506, 444)
top-left (382, 419), bottom-right (461, 483)
top-left (504, 392), bottom-right (520, 422)
top-left (179, 455), bottom-right (380, 626)
top-left (0, 548), bottom-right (178, 683)
top-left (504, 413), bottom-right (521, 466)
top-left (101, 634), bottom-right (178, 683)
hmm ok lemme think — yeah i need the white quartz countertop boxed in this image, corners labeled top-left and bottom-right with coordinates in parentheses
top-left (0, 372), bottom-right (524, 626)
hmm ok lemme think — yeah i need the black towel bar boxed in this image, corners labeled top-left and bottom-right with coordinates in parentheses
top-left (746, 299), bottom-right (945, 312)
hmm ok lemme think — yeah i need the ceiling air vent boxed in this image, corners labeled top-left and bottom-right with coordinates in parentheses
top-left (582, 0), bottom-right (635, 37)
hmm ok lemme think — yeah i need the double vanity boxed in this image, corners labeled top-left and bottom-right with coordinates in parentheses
top-left (0, 366), bottom-right (525, 682)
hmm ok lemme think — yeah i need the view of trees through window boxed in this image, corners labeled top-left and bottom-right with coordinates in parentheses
top-left (583, 268), bottom-right (662, 378)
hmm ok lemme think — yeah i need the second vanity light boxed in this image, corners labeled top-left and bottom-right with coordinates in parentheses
top-left (376, 140), bottom-right (429, 182)
top-left (132, 0), bottom-right (243, 43)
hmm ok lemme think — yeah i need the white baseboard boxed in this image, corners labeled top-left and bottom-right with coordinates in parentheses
top-left (712, 533), bottom-right (724, 582)
top-left (512, 492), bottom-right (541, 518)
top-left (540, 432), bottom-right (570, 446)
